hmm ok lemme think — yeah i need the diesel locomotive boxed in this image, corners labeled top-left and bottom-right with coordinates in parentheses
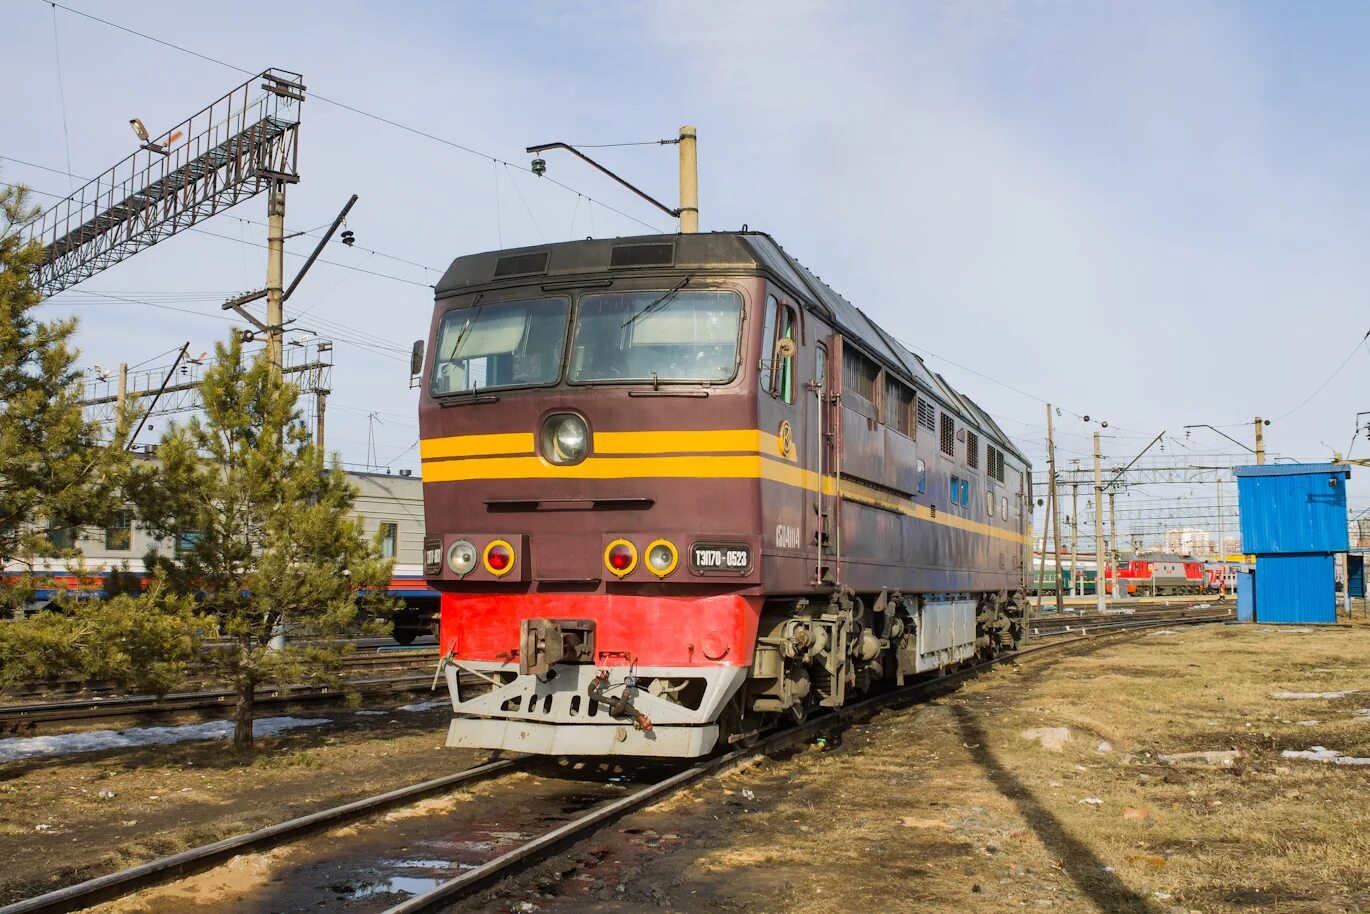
top-left (416, 232), bottom-right (1032, 758)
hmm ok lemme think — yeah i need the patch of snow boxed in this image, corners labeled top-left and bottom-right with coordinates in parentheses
top-left (1158, 749), bottom-right (1242, 767)
top-left (397, 700), bottom-right (448, 713)
top-left (1281, 746), bottom-right (1370, 766)
top-left (1019, 727), bottom-right (1071, 752)
top-left (1148, 629), bottom-right (1180, 636)
top-left (1078, 797), bottom-right (1103, 806)
top-left (355, 710), bottom-right (388, 716)
top-left (1270, 690), bottom-right (1357, 700)
top-left (0, 717), bottom-right (329, 764)
top-left (1356, 709), bottom-right (1370, 718)
top-left (1296, 720), bottom-right (1320, 727)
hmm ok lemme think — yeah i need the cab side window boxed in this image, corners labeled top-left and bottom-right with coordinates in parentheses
top-left (760, 295), bottom-right (797, 403)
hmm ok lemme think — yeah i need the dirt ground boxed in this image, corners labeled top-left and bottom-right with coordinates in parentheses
top-left (466, 623), bottom-right (1370, 914)
top-left (0, 699), bottom-right (485, 905)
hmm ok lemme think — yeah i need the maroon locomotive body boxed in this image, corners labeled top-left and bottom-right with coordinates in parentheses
top-left (417, 232), bottom-right (1031, 757)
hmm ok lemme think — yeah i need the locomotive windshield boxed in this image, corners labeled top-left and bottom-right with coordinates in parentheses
top-left (568, 289), bottom-right (741, 383)
top-left (431, 296), bottom-right (568, 394)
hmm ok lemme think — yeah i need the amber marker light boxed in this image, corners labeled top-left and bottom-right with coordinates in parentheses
top-left (645, 539), bottom-right (678, 577)
top-left (483, 539), bottom-right (515, 576)
top-left (604, 539), bottom-right (637, 577)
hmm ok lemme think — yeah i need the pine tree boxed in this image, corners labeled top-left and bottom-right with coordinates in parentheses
top-left (0, 182), bottom-right (128, 616)
top-left (128, 335), bottom-right (394, 748)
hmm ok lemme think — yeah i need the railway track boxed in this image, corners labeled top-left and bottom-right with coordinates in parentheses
top-left (0, 610), bottom-right (1231, 914)
top-left (1029, 603), bottom-right (1232, 639)
top-left (0, 649), bottom-right (440, 727)
top-left (3, 648), bottom-right (439, 701)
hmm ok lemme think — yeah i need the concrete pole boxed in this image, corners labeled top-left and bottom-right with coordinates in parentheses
top-left (1034, 485), bottom-right (1052, 614)
top-left (1254, 416), bottom-right (1266, 465)
top-left (1070, 482), bottom-right (1080, 597)
top-left (266, 182), bottom-right (286, 374)
top-left (1047, 404), bottom-right (1065, 615)
top-left (1094, 432), bottom-right (1106, 613)
top-left (1108, 490), bottom-right (1119, 598)
top-left (1217, 476), bottom-right (1226, 586)
top-left (315, 388), bottom-right (327, 451)
top-left (115, 362), bottom-right (128, 414)
top-left (678, 126), bottom-right (699, 234)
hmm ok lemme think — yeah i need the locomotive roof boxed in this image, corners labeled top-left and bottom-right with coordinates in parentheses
top-left (437, 231), bottom-right (1026, 464)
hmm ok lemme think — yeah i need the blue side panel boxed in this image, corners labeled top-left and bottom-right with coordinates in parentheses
top-left (1236, 570), bottom-right (1254, 622)
top-left (1233, 463), bottom-right (1350, 554)
top-left (1254, 553), bottom-right (1336, 624)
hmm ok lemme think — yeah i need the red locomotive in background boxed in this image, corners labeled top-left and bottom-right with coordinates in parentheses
top-left (1110, 555), bottom-right (1206, 595)
top-left (416, 232), bottom-right (1032, 757)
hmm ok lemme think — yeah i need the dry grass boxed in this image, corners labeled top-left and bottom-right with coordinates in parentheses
top-left (617, 624), bottom-right (1370, 913)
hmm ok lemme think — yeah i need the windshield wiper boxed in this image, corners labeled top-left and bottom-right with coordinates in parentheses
top-left (620, 276), bottom-right (692, 331)
top-left (440, 292), bottom-right (484, 363)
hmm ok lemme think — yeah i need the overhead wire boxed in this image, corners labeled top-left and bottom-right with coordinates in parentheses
top-left (1271, 329), bottom-right (1370, 422)
top-left (39, 0), bottom-right (669, 234)
top-left (504, 163), bottom-right (545, 242)
top-left (47, 3), bottom-right (75, 194)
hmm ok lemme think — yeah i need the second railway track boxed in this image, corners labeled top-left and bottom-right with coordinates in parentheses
top-left (0, 610), bottom-right (1232, 914)
top-left (0, 648), bottom-right (441, 727)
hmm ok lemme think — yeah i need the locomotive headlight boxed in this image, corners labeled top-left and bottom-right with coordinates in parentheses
top-left (540, 412), bottom-right (589, 465)
top-left (646, 539), bottom-right (678, 577)
top-left (447, 539), bottom-right (477, 576)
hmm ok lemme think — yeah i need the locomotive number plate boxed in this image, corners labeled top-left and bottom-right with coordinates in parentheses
top-left (690, 542), bottom-right (753, 575)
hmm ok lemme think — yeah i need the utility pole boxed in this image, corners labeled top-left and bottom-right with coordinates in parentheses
top-left (1108, 489), bottom-right (1119, 598)
top-left (678, 125), bottom-right (699, 233)
top-left (265, 181), bottom-right (286, 375)
top-left (1093, 431), bottom-right (1106, 613)
top-left (1070, 480), bottom-right (1080, 597)
top-left (1046, 404), bottom-right (1064, 614)
top-left (115, 362), bottom-right (128, 415)
top-left (315, 388), bottom-right (327, 451)
top-left (1254, 416), bottom-right (1266, 465)
top-left (1216, 476), bottom-right (1225, 564)
top-left (1035, 485), bottom-right (1052, 614)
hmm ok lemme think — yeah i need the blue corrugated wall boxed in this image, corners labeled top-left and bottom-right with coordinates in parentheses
top-left (1254, 553), bottom-right (1336, 624)
top-left (1233, 464), bottom-right (1350, 554)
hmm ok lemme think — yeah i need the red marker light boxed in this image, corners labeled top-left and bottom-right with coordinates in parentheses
top-left (604, 539), bottom-right (637, 576)
top-left (482, 540), bottom-right (514, 576)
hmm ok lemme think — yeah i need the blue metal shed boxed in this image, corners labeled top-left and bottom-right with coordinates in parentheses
top-left (1232, 464), bottom-right (1351, 554)
top-left (1254, 553), bottom-right (1336, 624)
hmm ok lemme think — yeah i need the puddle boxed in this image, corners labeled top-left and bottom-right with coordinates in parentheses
top-left (333, 875), bottom-right (443, 898)
top-left (386, 858), bottom-right (460, 869)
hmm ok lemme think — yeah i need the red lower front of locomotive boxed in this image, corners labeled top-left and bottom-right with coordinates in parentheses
top-left (437, 591), bottom-right (763, 758)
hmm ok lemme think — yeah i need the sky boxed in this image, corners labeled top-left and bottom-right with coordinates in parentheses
top-left (2, 0), bottom-right (1367, 548)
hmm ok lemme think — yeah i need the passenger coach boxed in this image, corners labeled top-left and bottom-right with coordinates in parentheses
top-left (417, 232), bottom-right (1031, 757)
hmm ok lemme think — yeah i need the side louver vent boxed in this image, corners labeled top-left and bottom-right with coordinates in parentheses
top-left (610, 243), bottom-right (675, 268)
top-left (493, 251), bottom-right (550, 278)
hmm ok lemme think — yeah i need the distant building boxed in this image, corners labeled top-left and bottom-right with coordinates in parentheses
top-left (1163, 527), bottom-right (1214, 557)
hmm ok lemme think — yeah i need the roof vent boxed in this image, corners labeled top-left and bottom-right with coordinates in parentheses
top-left (610, 243), bottom-right (674, 269)
top-left (493, 250), bottom-right (550, 278)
